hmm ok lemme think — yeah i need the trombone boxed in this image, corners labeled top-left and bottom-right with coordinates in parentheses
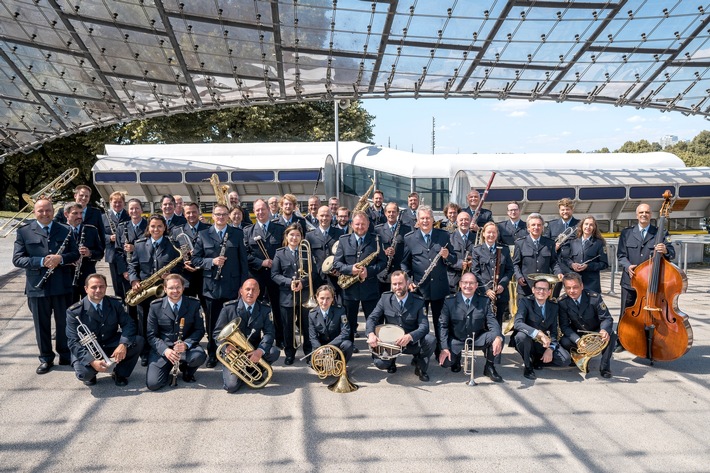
top-left (0, 168), bottom-right (79, 238)
top-left (292, 239), bottom-right (318, 349)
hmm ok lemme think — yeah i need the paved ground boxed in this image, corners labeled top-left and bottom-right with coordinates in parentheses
top-left (0, 233), bottom-right (708, 472)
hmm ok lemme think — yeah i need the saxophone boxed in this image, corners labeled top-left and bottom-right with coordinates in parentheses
top-left (338, 236), bottom-right (380, 289)
top-left (353, 178), bottom-right (375, 213)
top-left (125, 243), bottom-right (185, 306)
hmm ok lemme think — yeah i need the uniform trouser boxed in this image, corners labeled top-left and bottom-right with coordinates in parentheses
top-left (136, 298), bottom-right (155, 359)
top-left (256, 271), bottom-right (284, 345)
top-left (514, 332), bottom-right (571, 369)
top-left (373, 333), bottom-right (436, 374)
top-left (28, 294), bottom-right (72, 363)
top-left (343, 298), bottom-right (378, 342)
top-left (560, 332), bottom-right (616, 372)
top-left (108, 261), bottom-right (126, 300)
top-left (204, 297), bottom-right (229, 359)
top-left (222, 346), bottom-right (280, 393)
top-left (441, 332), bottom-right (497, 368)
top-left (72, 337), bottom-right (144, 381)
top-left (280, 304), bottom-right (312, 359)
top-left (146, 346), bottom-right (207, 391)
top-left (423, 298), bottom-right (445, 354)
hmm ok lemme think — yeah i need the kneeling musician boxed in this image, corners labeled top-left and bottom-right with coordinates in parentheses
top-left (439, 273), bottom-right (504, 383)
top-left (307, 285), bottom-right (353, 362)
top-left (366, 271), bottom-right (436, 382)
top-left (558, 272), bottom-right (615, 378)
top-left (213, 278), bottom-right (280, 393)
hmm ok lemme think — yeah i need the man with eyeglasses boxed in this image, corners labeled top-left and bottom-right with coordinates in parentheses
top-left (191, 203), bottom-right (249, 367)
top-left (497, 201), bottom-right (528, 246)
top-left (171, 202), bottom-right (209, 300)
top-left (512, 213), bottom-right (562, 297)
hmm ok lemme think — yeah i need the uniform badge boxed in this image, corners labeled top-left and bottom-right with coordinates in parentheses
top-left (341, 315), bottom-right (348, 324)
top-left (269, 312), bottom-right (273, 322)
top-left (600, 301), bottom-right (607, 311)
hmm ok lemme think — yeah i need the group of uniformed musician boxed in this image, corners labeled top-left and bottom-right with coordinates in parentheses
top-left (12, 184), bottom-right (674, 391)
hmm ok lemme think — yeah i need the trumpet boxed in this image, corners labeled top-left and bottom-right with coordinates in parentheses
top-left (462, 337), bottom-right (476, 386)
top-left (170, 318), bottom-right (185, 387)
top-left (555, 225), bottom-right (576, 247)
top-left (75, 315), bottom-right (117, 373)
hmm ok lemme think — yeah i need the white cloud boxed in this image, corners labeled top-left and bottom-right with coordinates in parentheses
top-left (657, 115), bottom-right (672, 122)
top-left (570, 105), bottom-right (601, 112)
top-left (633, 125), bottom-right (643, 130)
top-left (627, 115), bottom-right (646, 123)
top-left (509, 111), bottom-right (527, 117)
top-left (561, 131), bottom-right (572, 136)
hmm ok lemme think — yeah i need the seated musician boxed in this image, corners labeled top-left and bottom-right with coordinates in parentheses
top-left (558, 273), bottom-right (615, 379)
top-left (146, 274), bottom-right (206, 390)
top-left (366, 271), bottom-right (436, 382)
top-left (439, 272), bottom-right (503, 382)
top-left (307, 285), bottom-right (353, 362)
top-left (213, 278), bottom-right (280, 393)
top-left (66, 274), bottom-right (143, 386)
top-left (513, 278), bottom-right (571, 380)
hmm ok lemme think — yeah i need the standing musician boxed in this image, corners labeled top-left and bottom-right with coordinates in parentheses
top-left (375, 202), bottom-right (411, 293)
top-left (334, 206), bottom-right (351, 233)
top-left (558, 273), bottom-right (615, 378)
top-left (471, 222), bottom-right (514, 327)
top-left (439, 272), bottom-right (504, 382)
top-left (13, 198), bottom-right (80, 374)
top-left (513, 278), bottom-right (571, 380)
top-left (463, 189), bottom-right (494, 240)
top-left (306, 205), bottom-right (344, 291)
top-left (308, 285), bottom-right (353, 362)
top-left (399, 192), bottom-right (420, 228)
top-left (367, 190), bottom-right (387, 227)
top-left (497, 201), bottom-right (527, 246)
top-left (333, 210), bottom-right (387, 351)
top-left (64, 203), bottom-right (104, 302)
top-left (559, 216), bottom-right (609, 294)
top-left (191, 203), bottom-right (249, 368)
top-left (173, 195), bottom-right (185, 218)
top-left (66, 274), bottom-right (143, 386)
top-left (271, 224), bottom-right (313, 364)
top-left (277, 194), bottom-right (308, 236)
top-left (401, 205), bottom-right (456, 357)
top-left (512, 213), bottom-right (562, 297)
top-left (116, 198), bottom-right (147, 318)
top-left (244, 199), bottom-right (286, 346)
top-left (171, 202), bottom-right (210, 299)
top-left (446, 211), bottom-right (475, 294)
top-left (213, 278), bottom-right (280, 393)
top-left (616, 202), bottom-right (675, 352)
top-left (439, 203), bottom-right (461, 232)
top-left (328, 196), bottom-right (340, 225)
top-left (53, 185), bottom-right (105, 243)
top-left (366, 271), bottom-right (435, 381)
top-left (544, 198), bottom-right (580, 250)
top-left (305, 195), bottom-right (321, 228)
top-left (228, 191), bottom-right (253, 225)
top-left (146, 274), bottom-right (206, 390)
top-left (128, 214), bottom-right (183, 366)
top-left (101, 191), bottom-right (130, 300)
top-left (229, 205), bottom-right (252, 230)
top-left (159, 194), bottom-right (187, 231)
top-left (267, 196), bottom-right (281, 220)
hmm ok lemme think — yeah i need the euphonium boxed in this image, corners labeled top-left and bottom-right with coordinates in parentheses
top-left (311, 344), bottom-right (358, 393)
top-left (571, 332), bottom-right (609, 373)
top-left (462, 337), bottom-right (476, 386)
top-left (338, 236), bottom-right (380, 289)
top-left (216, 318), bottom-right (273, 389)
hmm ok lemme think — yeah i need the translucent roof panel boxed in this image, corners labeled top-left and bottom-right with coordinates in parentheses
top-left (3, 0), bottom-right (710, 157)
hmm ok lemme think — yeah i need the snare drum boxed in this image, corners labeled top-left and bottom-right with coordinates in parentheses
top-left (371, 324), bottom-right (405, 360)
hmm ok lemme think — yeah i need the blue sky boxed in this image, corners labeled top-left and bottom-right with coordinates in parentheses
top-left (363, 98), bottom-right (710, 154)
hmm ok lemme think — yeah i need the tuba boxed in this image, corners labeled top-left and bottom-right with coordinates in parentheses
top-left (216, 318), bottom-right (273, 388)
top-left (310, 345), bottom-right (358, 393)
top-left (462, 337), bottom-right (476, 386)
top-left (571, 333), bottom-right (609, 373)
top-left (338, 236), bottom-right (380, 289)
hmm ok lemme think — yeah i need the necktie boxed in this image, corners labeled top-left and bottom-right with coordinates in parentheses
top-left (167, 218), bottom-right (172, 227)
top-left (641, 228), bottom-right (647, 239)
top-left (490, 246), bottom-right (495, 254)
top-left (172, 304), bottom-right (179, 315)
top-left (540, 304), bottom-right (545, 319)
top-left (96, 304), bottom-right (103, 318)
top-left (575, 299), bottom-right (580, 308)
top-left (247, 305), bottom-right (253, 315)
top-left (74, 228), bottom-right (80, 241)
top-left (391, 225), bottom-right (396, 234)
top-left (192, 226), bottom-right (197, 236)
top-left (323, 311), bottom-right (328, 321)
top-left (358, 237), bottom-right (364, 247)
top-left (424, 234), bottom-right (430, 246)
top-left (153, 241), bottom-right (159, 252)
top-left (465, 298), bottom-right (471, 308)
top-left (582, 239), bottom-right (588, 250)
top-left (533, 239), bottom-right (539, 250)
top-left (399, 300), bottom-right (404, 312)
top-left (45, 226), bottom-right (50, 236)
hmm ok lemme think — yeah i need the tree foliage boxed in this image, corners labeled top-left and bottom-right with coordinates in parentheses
top-left (0, 101), bottom-right (374, 210)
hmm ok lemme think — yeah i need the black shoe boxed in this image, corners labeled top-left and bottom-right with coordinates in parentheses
top-left (140, 357), bottom-right (148, 367)
top-left (415, 367), bottom-right (430, 382)
top-left (114, 375), bottom-right (128, 386)
top-left (284, 356), bottom-right (295, 366)
top-left (613, 343), bottom-right (625, 354)
top-left (523, 367), bottom-right (537, 380)
top-left (352, 346), bottom-right (359, 354)
top-left (387, 364), bottom-right (397, 374)
top-left (83, 376), bottom-right (97, 386)
top-left (58, 358), bottom-right (71, 366)
top-left (205, 358), bottom-right (218, 368)
top-left (182, 372), bottom-right (197, 383)
top-left (451, 363), bottom-right (461, 373)
top-left (533, 360), bottom-right (543, 370)
top-left (484, 364), bottom-right (503, 383)
top-left (36, 362), bottom-right (53, 375)
top-left (600, 369), bottom-right (612, 379)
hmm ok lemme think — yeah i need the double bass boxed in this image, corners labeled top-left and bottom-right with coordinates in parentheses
top-left (617, 191), bottom-right (693, 363)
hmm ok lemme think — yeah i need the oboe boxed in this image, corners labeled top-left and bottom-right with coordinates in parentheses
top-left (170, 318), bottom-right (185, 387)
top-left (215, 228), bottom-right (229, 280)
top-left (72, 226), bottom-right (86, 287)
top-left (35, 231), bottom-right (72, 289)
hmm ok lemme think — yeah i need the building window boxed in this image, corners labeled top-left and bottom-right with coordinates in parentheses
top-left (415, 177), bottom-right (449, 210)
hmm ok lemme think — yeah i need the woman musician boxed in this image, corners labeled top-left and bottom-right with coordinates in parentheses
top-left (471, 222), bottom-right (514, 328)
top-left (307, 285), bottom-right (353, 362)
top-left (559, 216), bottom-right (609, 294)
top-left (271, 224), bottom-right (314, 365)
top-left (116, 198), bottom-right (148, 320)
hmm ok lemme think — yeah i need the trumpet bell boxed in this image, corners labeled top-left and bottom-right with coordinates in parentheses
top-left (302, 296), bottom-right (318, 309)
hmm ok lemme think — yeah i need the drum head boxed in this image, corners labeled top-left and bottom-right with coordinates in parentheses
top-left (375, 324), bottom-right (405, 344)
top-left (331, 240), bottom-right (339, 255)
top-left (322, 255), bottom-right (335, 273)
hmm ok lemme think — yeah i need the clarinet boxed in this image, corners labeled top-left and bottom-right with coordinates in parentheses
top-left (215, 228), bottom-right (229, 280)
top-left (384, 213), bottom-right (402, 274)
top-left (170, 318), bottom-right (185, 387)
top-left (123, 224), bottom-right (133, 264)
top-left (72, 226), bottom-right (86, 287)
top-left (35, 230), bottom-right (72, 289)
top-left (491, 247), bottom-right (502, 316)
top-left (99, 198), bottom-right (118, 236)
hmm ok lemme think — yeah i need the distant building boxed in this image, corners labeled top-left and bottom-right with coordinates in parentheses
top-left (660, 135), bottom-right (679, 148)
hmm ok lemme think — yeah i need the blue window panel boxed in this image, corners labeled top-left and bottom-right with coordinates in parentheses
top-left (579, 187), bottom-right (626, 200)
top-left (185, 171), bottom-right (228, 183)
top-left (140, 172), bottom-right (183, 183)
top-left (527, 187), bottom-right (575, 201)
top-left (629, 186), bottom-right (675, 199)
top-left (486, 188), bottom-right (524, 202)
top-left (278, 170), bottom-right (321, 181)
top-left (232, 171), bottom-right (274, 181)
top-left (94, 172), bottom-right (136, 183)
top-left (679, 185), bottom-right (710, 198)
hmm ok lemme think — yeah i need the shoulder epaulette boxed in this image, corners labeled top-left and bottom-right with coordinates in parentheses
top-left (539, 235), bottom-right (554, 243)
top-left (410, 293), bottom-right (424, 300)
top-left (445, 293), bottom-right (457, 300)
top-left (187, 295), bottom-right (200, 302)
top-left (514, 236), bottom-right (526, 242)
top-left (69, 301), bottom-right (82, 310)
top-left (135, 237), bottom-right (148, 243)
top-left (403, 229), bottom-right (417, 238)
top-left (223, 299), bottom-right (238, 307)
top-left (589, 292), bottom-right (599, 298)
top-left (259, 300), bottom-right (272, 308)
top-left (150, 297), bottom-right (164, 305)
top-left (382, 290), bottom-right (393, 295)
top-left (83, 224), bottom-right (97, 229)
top-left (557, 294), bottom-right (569, 301)
top-left (106, 295), bottom-right (122, 301)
